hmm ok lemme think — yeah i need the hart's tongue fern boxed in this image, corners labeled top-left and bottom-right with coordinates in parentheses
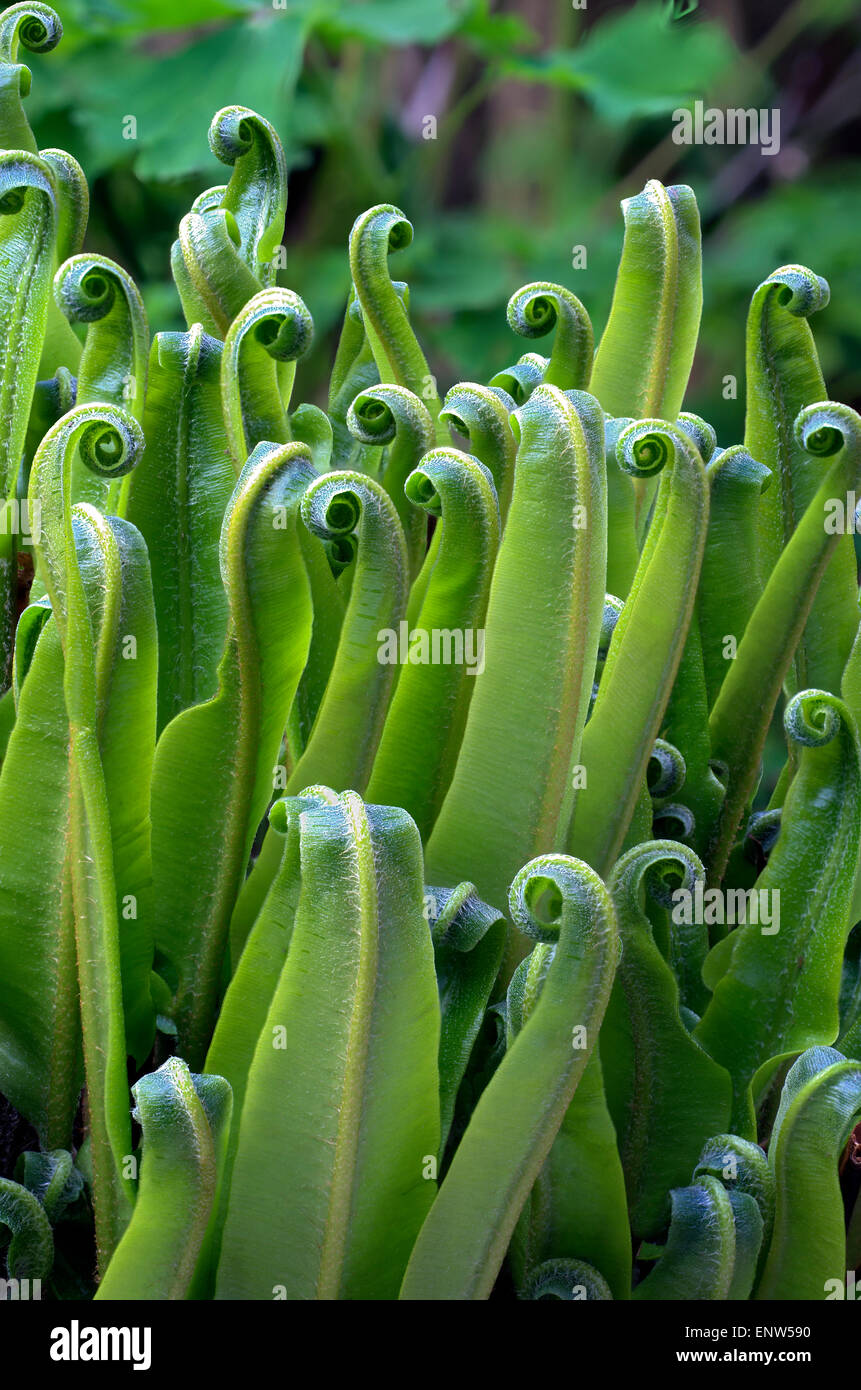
top-left (0, 2), bottom-right (860, 1304)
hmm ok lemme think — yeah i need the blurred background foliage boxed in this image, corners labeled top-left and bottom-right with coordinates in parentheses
top-left (24, 0), bottom-right (861, 440)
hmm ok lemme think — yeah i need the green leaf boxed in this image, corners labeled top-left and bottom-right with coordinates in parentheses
top-left (124, 328), bottom-right (235, 735)
top-left (697, 691), bottom-right (861, 1135)
top-left (72, 17), bottom-right (307, 184)
top-left (28, 403), bottom-right (146, 1269)
top-left (367, 446), bottom-right (499, 841)
top-left (568, 420), bottom-right (708, 876)
top-left (96, 1059), bottom-right (232, 1301)
top-left (506, 3), bottom-right (737, 122)
top-left (427, 387), bottom-right (606, 956)
top-left (427, 882), bottom-right (506, 1156)
top-left (150, 439), bottom-right (315, 1067)
top-left (757, 1047), bottom-right (861, 1300)
top-left (53, 253), bottom-right (148, 511)
top-left (215, 793), bottom-right (440, 1300)
top-left (319, 0), bottom-right (469, 45)
top-left (707, 403), bottom-right (861, 883)
top-left (601, 841), bottom-right (732, 1239)
top-left (401, 853), bottom-right (619, 1301)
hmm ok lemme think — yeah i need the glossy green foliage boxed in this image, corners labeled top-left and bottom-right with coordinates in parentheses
top-left (95, 1059), bottom-right (231, 1301)
top-left (426, 386), bottom-right (607, 941)
top-left (756, 1048), bottom-right (861, 1300)
top-left (602, 842), bottom-right (732, 1239)
top-left (401, 855), bottom-right (619, 1300)
top-left (699, 690), bottom-right (861, 1133)
top-left (150, 440), bottom-right (314, 1067)
top-left (124, 327), bottom-right (235, 734)
top-left (0, 40), bottom-right (859, 1304)
top-left (215, 792), bottom-right (440, 1300)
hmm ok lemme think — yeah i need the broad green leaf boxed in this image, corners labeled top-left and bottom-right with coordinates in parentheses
top-left (401, 854), bottom-right (619, 1301)
top-left (151, 440), bottom-right (314, 1067)
top-left (215, 793), bottom-right (440, 1300)
top-left (601, 841), bottom-right (732, 1239)
top-left (427, 387), bottom-right (606, 950)
top-left (745, 265), bottom-right (857, 696)
top-left (757, 1047), bottom-right (861, 1299)
top-left (124, 328), bottom-right (234, 736)
top-left (28, 403), bottom-right (145, 1269)
top-left (221, 286), bottom-right (314, 470)
top-left (707, 403), bottom-right (861, 883)
top-left (367, 447), bottom-right (500, 841)
top-left (568, 420), bottom-right (708, 876)
top-left (506, 4), bottom-right (736, 123)
top-left (96, 1059), bottom-right (232, 1301)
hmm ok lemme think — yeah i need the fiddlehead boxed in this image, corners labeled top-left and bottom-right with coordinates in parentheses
top-left (488, 352), bottom-right (547, 404)
top-left (602, 840), bottom-right (731, 1238)
top-left (367, 446), bottom-right (500, 839)
top-left (346, 383), bottom-right (435, 578)
top-left (285, 470), bottom-right (409, 795)
top-left (348, 204), bottom-right (444, 441)
top-left (698, 690), bottom-right (861, 1135)
top-left (707, 401), bottom-right (861, 885)
top-left (0, 1176), bottom-right (53, 1281)
top-left (440, 380), bottom-right (517, 522)
top-left (401, 853), bottom-right (619, 1300)
top-left (208, 105), bottom-right (287, 285)
top-left (221, 286), bottom-right (314, 469)
top-left (54, 254), bottom-right (149, 511)
top-left (520, 1258), bottom-right (613, 1301)
top-left (0, 2), bottom-right (62, 153)
top-left (568, 419), bottom-right (709, 876)
top-left (171, 110), bottom-right (285, 339)
top-left (506, 282), bottom-right (593, 392)
top-left (647, 738), bottom-right (687, 801)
